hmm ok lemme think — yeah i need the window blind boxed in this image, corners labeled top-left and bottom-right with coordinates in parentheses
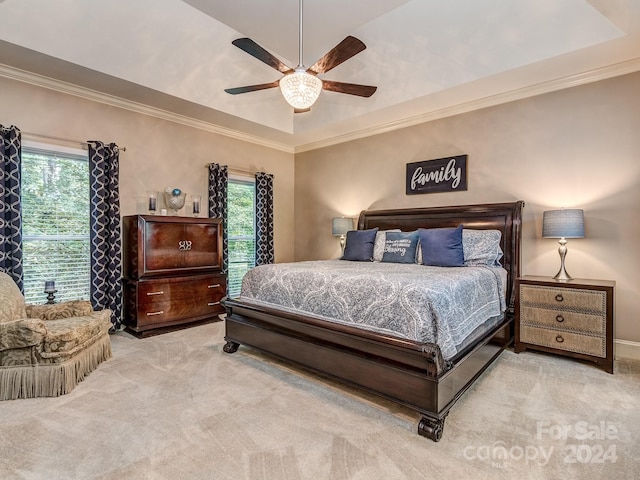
top-left (227, 179), bottom-right (256, 298)
top-left (228, 236), bottom-right (255, 298)
top-left (21, 148), bottom-right (91, 304)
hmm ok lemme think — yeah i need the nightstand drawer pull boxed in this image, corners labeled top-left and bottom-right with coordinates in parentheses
top-left (208, 284), bottom-right (221, 289)
top-left (556, 315), bottom-right (565, 323)
top-left (208, 301), bottom-right (221, 306)
top-left (146, 311), bottom-right (164, 316)
top-left (146, 291), bottom-right (164, 296)
top-left (555, 335), bottom-right (564, 343)
top-left (555, 294), bottom-right (564, 302)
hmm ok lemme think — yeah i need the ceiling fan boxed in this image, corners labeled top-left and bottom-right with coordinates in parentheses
top-left (224, 0), bottom-right (377, 112)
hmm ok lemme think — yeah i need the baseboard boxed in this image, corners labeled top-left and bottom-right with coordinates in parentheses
top-left (615, 339), bottom-right (640, 361)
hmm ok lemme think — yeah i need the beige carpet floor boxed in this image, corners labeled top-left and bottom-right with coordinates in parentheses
top-left (1, 320), bottom-right (639, 480)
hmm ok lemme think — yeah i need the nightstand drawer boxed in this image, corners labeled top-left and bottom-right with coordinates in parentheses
top-left (520, 325), bottom-right (605, 358)
top-left (519, 306), bottom-right (605, 335)
top-left (515, 276), bottom-right (615, 373)
top-left (520, 284), bottom-right (606, 313)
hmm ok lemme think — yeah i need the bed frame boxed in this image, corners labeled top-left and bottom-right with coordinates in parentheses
top-left (223, 201), bottom-right (524, 441)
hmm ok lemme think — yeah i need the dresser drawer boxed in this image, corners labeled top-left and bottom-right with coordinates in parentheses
top-left (520, 284), bottom-right (606, 313)
top-left (519, 325), bottom-right (605, 358)
top-left (137, 276), bottom-right (225, 306)
top-left (124, 274), bottom-right (226, 329)
top-left (136, 298), bottom-right (224, 327)
top-left (519, 306), bottom-right (605, 335)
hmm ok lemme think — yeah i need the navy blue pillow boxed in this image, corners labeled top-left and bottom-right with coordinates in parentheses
top-left (419, 225), bottom-right (464, 267)
top-left (381, 231), bottom-right (419, 264)
top-left (341, 228), bottom-right (378, 261)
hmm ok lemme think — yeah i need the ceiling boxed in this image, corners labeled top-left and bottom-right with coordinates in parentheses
top-left (0, 0), bottom-right (639, 152)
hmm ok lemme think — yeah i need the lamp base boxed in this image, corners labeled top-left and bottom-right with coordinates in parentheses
top-left (553, 238), bottom-right (572, 282)
top-left (552, 268), bottom-right (572, 282)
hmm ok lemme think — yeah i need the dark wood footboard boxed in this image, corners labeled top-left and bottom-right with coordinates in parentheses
top-left (224, 298), bottom-right (512, 441)
top-left (223, 201), bottom-right (524, 441)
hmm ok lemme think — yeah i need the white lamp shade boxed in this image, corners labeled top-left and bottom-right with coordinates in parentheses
top-left (332, 217), bottom-right (353, 236)
top-left (279, 68), bottom-right (322, 109)
top-left (542, 209), bottom-right (585, 238)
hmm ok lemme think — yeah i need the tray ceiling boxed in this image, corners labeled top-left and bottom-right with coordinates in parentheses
top-left (0, 0), bottom-right (639, 151)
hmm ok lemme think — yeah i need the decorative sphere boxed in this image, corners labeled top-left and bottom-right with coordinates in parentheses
top-left (171, 188), bottom-right (181, 196)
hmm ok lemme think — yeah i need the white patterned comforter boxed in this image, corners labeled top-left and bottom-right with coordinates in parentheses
top-left (239, 260), bottom-right (507, 360)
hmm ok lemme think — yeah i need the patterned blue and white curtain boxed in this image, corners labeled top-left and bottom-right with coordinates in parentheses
top-left (208, 163), bottom-right (228, 273)
top-left (0, 125), bottom-right (23, 289)
top-left (88, 141), bottom-right (122, 329)
top-left (255, 172), bottom-right (274, 266)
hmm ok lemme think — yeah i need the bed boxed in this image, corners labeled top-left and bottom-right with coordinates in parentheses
top-left (223, 201), bottom-right (524, 441)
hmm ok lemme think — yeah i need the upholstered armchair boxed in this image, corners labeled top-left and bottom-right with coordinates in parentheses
top-left (0, 272), bottom-right (112, 400)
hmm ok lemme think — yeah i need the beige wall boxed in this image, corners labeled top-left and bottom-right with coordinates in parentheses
top-left (0, 75), bottom-right (295, 264)
top-left (2, 71), bottom-right (638, 343)
top-left (295, 72), bottom-right (640, 344)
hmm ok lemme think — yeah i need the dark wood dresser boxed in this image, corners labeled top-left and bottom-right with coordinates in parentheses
top-left (122, 215), bottom-right (226, 337)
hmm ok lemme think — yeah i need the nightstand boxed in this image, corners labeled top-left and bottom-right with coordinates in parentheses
top-left (515, 275), bottom-right (615, 373)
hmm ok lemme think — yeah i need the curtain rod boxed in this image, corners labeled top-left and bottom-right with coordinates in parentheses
top-left (205, 163), bottom-right (257, 177)
top-left (20, 131), bottom-right (127, 152)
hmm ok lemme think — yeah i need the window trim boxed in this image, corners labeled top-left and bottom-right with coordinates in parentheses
top-left (23, 139), bottom-right (87, 158)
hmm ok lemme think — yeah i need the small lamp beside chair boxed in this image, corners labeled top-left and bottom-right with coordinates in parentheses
top-left (332, 217), bottom-right (354, 255)
top-left (44, 280), bottom-right (57, 304)
top-left (542, 208), bottom-right (585, 281)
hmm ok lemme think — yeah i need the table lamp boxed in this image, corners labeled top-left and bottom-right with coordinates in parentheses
top-left (542, 209), bottom-right (584, 281)
top-left (332, 217), bottom-right (353, 254)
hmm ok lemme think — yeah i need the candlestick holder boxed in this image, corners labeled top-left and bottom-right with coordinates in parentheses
top-left (45, 289), bottom-right (57, 304)
top-left (192, 194), bottom-right (201, 217)
top-left (147, 191), bottom-right (158, 214)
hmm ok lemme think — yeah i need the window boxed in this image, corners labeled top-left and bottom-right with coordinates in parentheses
top-left (21, 145), bottom-right (91, 304)
top-left (227, 178), bottom-right (256, 298)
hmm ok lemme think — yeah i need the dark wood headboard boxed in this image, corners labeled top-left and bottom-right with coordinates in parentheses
top-left (357, 201), bottom-right (525, 314)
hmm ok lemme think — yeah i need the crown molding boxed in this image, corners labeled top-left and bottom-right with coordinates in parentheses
top-left (0, 63), bottom-right (295, 154)
top-left (2, 57), bottom-right (640, 156)
top-left (294, 57), bottom-right (640, 153)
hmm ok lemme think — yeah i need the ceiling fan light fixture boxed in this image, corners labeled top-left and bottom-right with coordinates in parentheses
top-left (279, 67), bottom-right (322, 110)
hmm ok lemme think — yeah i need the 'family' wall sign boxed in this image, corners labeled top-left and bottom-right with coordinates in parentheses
top-left (406, 155), bottom-right (467, 195)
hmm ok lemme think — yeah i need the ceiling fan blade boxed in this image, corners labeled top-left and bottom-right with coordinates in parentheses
top-left (224, 81), bottom-right (280, 95)
top-left (308, 36), bottom-right (366, 74)
top-left (232, 38), bottom-right (293, 74)
top-left (322, 80), bottom-right (377, 97)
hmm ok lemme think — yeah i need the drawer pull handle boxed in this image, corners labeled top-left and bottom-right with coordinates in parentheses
top-left (208, 301), bottom-right (220, 306)
top-left (556, 315), bottom-right (565, 323)
top-left (555, 335), bottom-right (564, 343)
top-left (178, 240), bottom-right (192, 251)
top-left (208, 284), bottom-right (221, 289)
top-left (146, 311), bottom-right (164, 316)
top-left (146, 291), bottom-right (164, 296)
top-left (555, 294), bottom-right (564, 302)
